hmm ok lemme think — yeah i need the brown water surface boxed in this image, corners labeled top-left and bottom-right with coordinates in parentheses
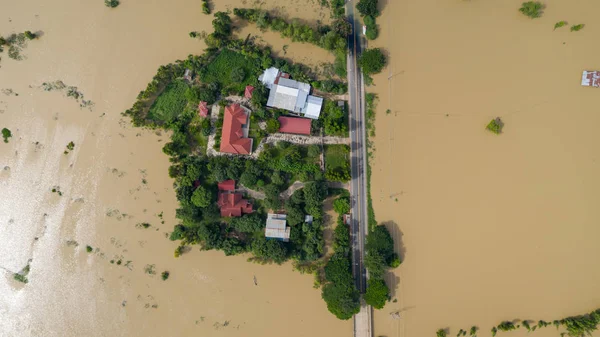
top-left (369, 0), bottom-right (600, 336)
top-left (0, 0), bottom-right (350, 336)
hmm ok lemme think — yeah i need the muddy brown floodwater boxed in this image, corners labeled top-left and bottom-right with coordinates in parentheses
top-left (0, 0), bottom-right (351, 336)
top-left (369, 0), bottom-right (600, 337)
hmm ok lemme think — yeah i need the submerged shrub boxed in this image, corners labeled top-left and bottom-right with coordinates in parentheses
top-left (554, 21), bottom-right (568, 30)
top-left (519, 1), bottom-right (544, 18)
top-left (104, 0), bottom-right (119, 8)
top-left (486, 117), bottom-right (503, 134)
top-left (570, 24), bottom-right (585, 32)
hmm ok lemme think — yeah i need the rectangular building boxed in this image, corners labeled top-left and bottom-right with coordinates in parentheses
top-left (265, 213), bottom-right (291, 242)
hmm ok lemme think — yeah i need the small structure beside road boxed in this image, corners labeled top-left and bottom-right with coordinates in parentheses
top-left (278, 116), bottom-right (312, 135)
top-left (581, 71), bottom-right (600, 87)
top-left (265, 213), bottom-right (291, 242)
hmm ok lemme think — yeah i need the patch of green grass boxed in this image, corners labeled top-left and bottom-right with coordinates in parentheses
top-left (200, 49), bottom-right (258, 93)
top-left (248, 121), bottom-right (265, 151)
top-left (324, 145), bottom-right (351, 182)
top-left (570, 24), bottom-right (585, 32)
top-left (554, 21), bottom-right (567, 30)
top-left (147, 80), bottom-right (189, 124)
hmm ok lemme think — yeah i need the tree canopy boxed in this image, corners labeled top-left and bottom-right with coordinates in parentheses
top-left (358, 48), bottom-right (386, 75)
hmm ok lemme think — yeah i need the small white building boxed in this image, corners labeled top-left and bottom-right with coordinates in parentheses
top-left (265, 213), bottom-right (291, 242)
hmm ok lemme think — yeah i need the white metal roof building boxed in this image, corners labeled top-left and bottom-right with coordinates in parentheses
top-left (259, 67), bottom-right (280, 89)
top-left (265, 213), bottom-right (291, 242)
top-left (259, 68), bottom-right (324, 119)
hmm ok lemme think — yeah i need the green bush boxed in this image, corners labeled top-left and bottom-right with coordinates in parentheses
top-left (364, 278), bottom-right (389, 309)
top-left (333, 197), bottom-right (350, 215)
top-left (554, 21), bottom-right (567, 30)
top-left (104, 0), bottom-right (119, 8)
top-left (486, 117), bottom-right (503, 134)
top-left (2, 128), bottom-right (12, 143)
top-left (202, 0), bottom-right (211, 14)
top-left (357, 0), bottom-right (379, 17)
top-left (86, 245), bottom-right (93, 253)
top-left (266, 118), bottom-right (280, 133)
top-left (366, 25), bottom-right (379, 40)
top-left (24, 31), bottom-right (36, 40)
top-left (161, 271), bottom-right (170, 280)
top-left (519, 1), bottom-right (543, 19)
top-left (436, 329), bottom-right (447, 337)
top-left (570, 24), bottom-right (585, 32)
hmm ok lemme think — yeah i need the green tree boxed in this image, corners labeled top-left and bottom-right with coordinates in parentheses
top-left (366, 225), bottom-right (395, 265)
top-left (104, 0), bottom-right (119, 8)
top-left (191, 186), bottom-right (212, 208)
top-left (321, 282), bottom-right (361, 319)
top-left (266, 118), bottom-right (280, 133)
top-left (519, 1), bottom-right (543, 19)
top-left (358, 48), bottom-right (386, 75)
top-left (230, 67), bottom-right (246, 82)
top-left (437, 329), bottom-right (448, 337)
top-left (364, 250), bottom-right (386, 279)
top-left (2, 128), bottom-right (12, 143)
top-left (251, 237), bottom-right (288, 264)
top-left (486, 117), bottom-right (503, 134)
top-left (264, 184), bottom-right (281, 210)
top-left (230, 213), bottom-right (264, 233)
top-left (357, 0), bottom-right (379, 17)
top-left (333, 197), bottom-right (350, 215)
top-left (332, 18), bottom-right (352, 36)
top-left (364, 278), bottom-right (389, 309)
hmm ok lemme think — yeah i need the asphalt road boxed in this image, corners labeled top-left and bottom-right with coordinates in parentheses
top-left (346, 1), bottom-right (368, 295)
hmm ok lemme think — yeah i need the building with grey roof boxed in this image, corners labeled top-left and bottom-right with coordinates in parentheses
top-left (265, 213), bottom-right (291, 242)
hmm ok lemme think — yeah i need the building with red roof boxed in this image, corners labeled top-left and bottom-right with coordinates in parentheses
top-left (217, 179), bottom-right (235, 191)
top-left (244, 85), bottom-right (255, 99)
top-left (217, 180), bottom-right (252, 217)
top-left (220, 104), bottom-right (253, 155)
top-left (198, 101), bottom-right (209, 117)
top-left (278, 116), bottom-right (312, 135)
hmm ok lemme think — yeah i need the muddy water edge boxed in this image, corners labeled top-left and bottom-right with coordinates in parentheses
top-left (369, 0), bottom-right (600, 337)
top-left (0, 0), bottom-right (351, 336)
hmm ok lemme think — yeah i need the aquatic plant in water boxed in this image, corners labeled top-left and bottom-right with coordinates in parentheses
top-left (519, 1), bottom-right (544, 19)
top-left (486, 117), bottom-right (504, 134)
top-left (570, 24), bottom-right (585, 32)
top-left (554, 21), bottom-right (568, 30)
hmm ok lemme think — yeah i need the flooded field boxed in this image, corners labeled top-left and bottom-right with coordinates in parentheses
top-left (369, 0), bottom-right (600, 336)
top-left (0, 0), bottom-right (350, 336)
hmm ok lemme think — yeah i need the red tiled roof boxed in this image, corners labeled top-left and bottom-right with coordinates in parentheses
top-left (220, 104), bottom-right (252, 155)
top-left (198, 101), bottom-right (209, 117)
top-left (278, 116), bottom-right (312, 135)
top-left (217, 192), bottom-right (253, 217)
top-left (244, 85), bottom-right (255, 99)
top-left (218, 179), bottom-right (236, 191)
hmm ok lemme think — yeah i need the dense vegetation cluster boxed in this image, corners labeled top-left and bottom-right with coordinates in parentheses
top-left (486, 117), bottom-right (503, 134)
top-left (519, 1), bottom-right (543, 19)
top-left (233, 8), bottom-right (348, 79)
top-left (321, 191), bottom-right (360, 319)
top-left (356, 0), bottom-right (380, 40)
top-left (441, 308), bottom-right (600, 337)
top-left (363, 225), bottom-right (399, 308)
top-left (167, 153), bottom-right (329, 264)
